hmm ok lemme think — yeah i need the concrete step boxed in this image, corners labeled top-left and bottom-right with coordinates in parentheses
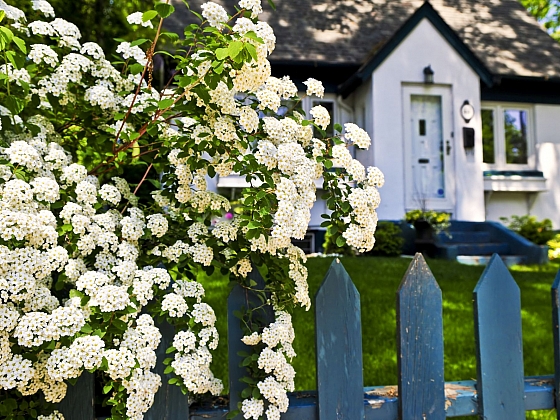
top-left (438, 231), bottom-right (491, 244)
top-left (454, 242), bottom-right (510, 255)
top-left (457, 255), bottom-right (526, 266)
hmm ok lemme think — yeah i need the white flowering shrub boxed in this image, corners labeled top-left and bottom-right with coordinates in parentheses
top-left (0, 1), bottom-right (383, 419)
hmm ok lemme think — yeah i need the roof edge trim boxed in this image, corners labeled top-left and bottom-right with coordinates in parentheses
top-left (339, 1), bottom-right (494, 97)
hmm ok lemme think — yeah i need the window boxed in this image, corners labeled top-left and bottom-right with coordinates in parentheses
top-left (482, 103), bottom-right (533, 169)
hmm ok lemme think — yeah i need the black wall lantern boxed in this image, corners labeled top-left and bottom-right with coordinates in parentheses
top-left (423, 65), bottom-right (434, 84)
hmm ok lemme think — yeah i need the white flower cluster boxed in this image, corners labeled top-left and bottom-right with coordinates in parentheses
top-left (341, 166), bottom-right (384, 252)
top-left (170, 284), bottom-right (223, 395)
top-left (0, 110), bottom-right (222, 417)
top-left (127, 11), bottom-right (154, 28)
top-left (240, 311), bottom-right (296, 420)
top-left (201, 2), bottom-right (228, 29)
top-left (116, 41), bottom-right (148, 67)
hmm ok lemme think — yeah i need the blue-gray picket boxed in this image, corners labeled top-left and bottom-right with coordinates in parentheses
top-left (58, 372), bottom-right (95, 420)
top-left (315, 258), bottom-right (364, 420)
top-left (473, 254), bottom-right (525, 420)
top-left (54, 256), bottom-right (560, 420)
top-left (144, 320), bottom-right (189, 420)
top-left (227, 267), bottom-right (274, 419)
top-left (551, 270), bottom-right (560, 420)
top-left (397, 253), bottom-right (445, 420)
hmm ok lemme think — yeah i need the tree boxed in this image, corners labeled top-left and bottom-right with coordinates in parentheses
top-left (520, 0), bottom-right (560, 40)
top-left (6, 0), bottom-right (155, 53)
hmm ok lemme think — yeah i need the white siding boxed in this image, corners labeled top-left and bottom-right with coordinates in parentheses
top-left (371, 18), bottom-right (485, 221)
top-left (486, 104), bottom-right (560, 228)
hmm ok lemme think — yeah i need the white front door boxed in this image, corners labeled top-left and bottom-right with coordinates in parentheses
top-left (403, 86), bottom-right (455, 212)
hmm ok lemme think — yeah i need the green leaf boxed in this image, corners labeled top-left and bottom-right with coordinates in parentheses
top-left (168, 377), bottom-right (179, 385)
top-left (128, 63), bottom-right (145, 74)
top-left (0, 10), bottom-right (5, 23)
top-left (112, 319), bottom-right (127, 330)
top-left (324, 159), bottom-right (333, 169)
top-left (12, 36), bottom-right (26, 54)
top-left (80, 324), bottom-right (93, 334)
top-left (69, 289), bottom-right (84, 299)
top-left (215, 48), bottom-right (228, 60)
top-left (158, 98), bottom-right (174, 109)
top-left (142, 10), bottom-right (158, 22)
top-left (130, 38), bottom-right (149, 47)
top-left (336, 235), bottom-right (346, 247)
top-left (165, 346), bottom-right (176, 354)
top-left (227, 41), bottom-right (244, 59)
top-left (159, 32), bottom-right (179, 42)
top-left (267, 0), bottom-right (276, 10)
top-left (241, 387), bottom-right (252, 398)
top-left (245, 43), bottom-right (257, 62)
top-left (155, 3), bottom-right (175, 18)
top-left (334, 123), bottom-right (343, 132)
top-left (103, 383), bottom-right (113, 394)
top-left (226, 410), bottom-right (240, 419)
top-left (252, 387), bottom-right (261, 399)
top-left (0, 26), bottom-right (13, 46)
top-left (244, 31), bottom-right (264, 44)
top-left (4, 54), bottom-right (21, 76)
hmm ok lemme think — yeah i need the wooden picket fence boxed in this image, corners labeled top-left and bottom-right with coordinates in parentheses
top-left (58, 254), bottom-right (560, 419)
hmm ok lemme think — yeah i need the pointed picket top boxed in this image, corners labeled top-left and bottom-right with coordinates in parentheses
top-left (397, 253), bottom-right (445, 420)
top-left (473, 254), bottom-right (525, 420)
top-left (315, 258), bottom-right (364, 420)
top-left (551, 270), bottom-right (560, 420)
top-left (227, 267), bottom-right (274, 419)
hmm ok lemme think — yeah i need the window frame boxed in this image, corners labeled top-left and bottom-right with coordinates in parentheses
top-left (481, 102), bottom-right (535, 171)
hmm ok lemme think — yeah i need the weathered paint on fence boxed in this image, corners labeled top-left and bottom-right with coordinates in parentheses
top-left (189, 375), bottom-right (556, 419)
top-left (397, 254), bottom-right (445, 420)
top-left (58, 253), bottom-right (560, 419)
top-left (473, 254), bottom-right (526, 419)
top-left (145, 320), bottom-right (189, 420)
top-left (315, 259), bottom-right (364, 420)
top-left (227, 267), bottom-right (274, 419)
top-left (58, 372), bottom-right (95, 420)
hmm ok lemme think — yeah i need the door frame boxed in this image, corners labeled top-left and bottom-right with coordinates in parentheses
top-left (402, 84), bottom-right (455, 213)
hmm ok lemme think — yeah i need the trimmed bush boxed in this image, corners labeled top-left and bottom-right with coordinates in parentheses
top-left (501, 215), bottom-right (554, 245)
top-left (365, 221), bottom-right (404, 257)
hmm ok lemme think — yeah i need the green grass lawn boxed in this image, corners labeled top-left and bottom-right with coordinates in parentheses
top-left (198, 256), bottom-right (560, 418)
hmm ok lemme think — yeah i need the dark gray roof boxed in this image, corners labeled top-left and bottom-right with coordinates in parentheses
top-left (167, 0), bottom-right (560, 78)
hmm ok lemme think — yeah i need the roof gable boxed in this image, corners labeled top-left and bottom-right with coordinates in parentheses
top-left (341, 2), bottom-right (494, 95)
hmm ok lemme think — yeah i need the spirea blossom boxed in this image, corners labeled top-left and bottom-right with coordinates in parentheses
top-left (127, 11), bottom-right (154, 28)
top-left (201, 2), bottom-right (228, 29)
top-left (344, 122), bottom-right (371, 149)
top-left (303, 78), bottom-right (324, 98)
top-left (32, 0), bottom-right (55, 18)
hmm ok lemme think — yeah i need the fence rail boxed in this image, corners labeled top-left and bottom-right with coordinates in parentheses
top-left (58, 254), bottom-right (560, 419)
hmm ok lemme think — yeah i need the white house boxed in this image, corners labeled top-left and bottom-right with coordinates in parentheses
top-left (168, 0), bottom-right (560, 250)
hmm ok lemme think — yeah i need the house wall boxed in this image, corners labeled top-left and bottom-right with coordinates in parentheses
top-left (371, 18), bottom-right (486, 222)
top-left (485, 104), bottom-right (560, 228)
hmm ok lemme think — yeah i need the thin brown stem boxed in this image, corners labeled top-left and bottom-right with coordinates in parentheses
top-left (133, 163), bottom-right (154, 195)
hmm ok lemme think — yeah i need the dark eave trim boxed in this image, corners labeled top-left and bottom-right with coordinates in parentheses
top-left (481, 75), bottom-right (560, 104)
top-left (339, 1), bottom-right (494, 97)
top-left (270, 60), bottom-right (360, 94)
